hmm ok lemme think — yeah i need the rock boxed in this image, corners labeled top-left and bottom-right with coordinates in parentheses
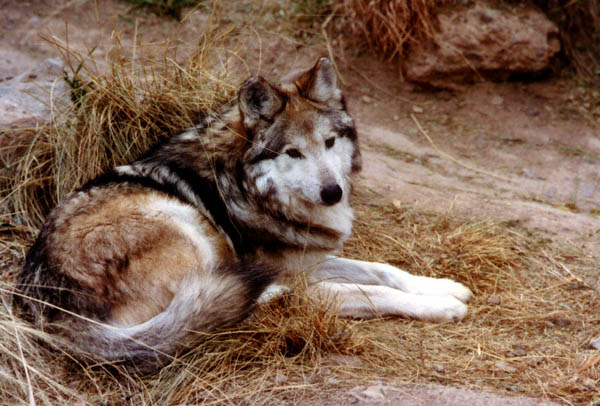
top-left (524, 108), bottom-right (539, 117)
top-left (550, 317), bottom-right (572, 327)
top-left (544, 186), bottom-right (556, 198)
top-left (527, 356), bottom-right (543, 366)
top-left (510, 344), bottom-right (527, 357)
top-left (351, 383), bottom-right (388, 402)
top-left (361, 384), bottom-right (386, 401)
top-left (324, 354), bottom-right (364, 368)
top-left (404, 1), bottom-right (560, 88)
top-left (348, 382), bottom-right (561, 406)
top-left (273, 372), bottom-right (288, 385)
top-left (591, 336), bottom-right (600, 350)
top-left (491, 95), bottom-right (504, 106)
top-left (487, 295), bottom-right (501, 305)
top-left (362, 95), bottom-right (373, 104)
top-left (432, 364), bottom-right (445, 373)
top-left (579, 183), bottom-right (597, 199)
top-left (494, 361), bottom-right (517, 373)
top-left (412, 105), bottom-right (424, 113)
top-left (0, 57), bottom-right (70, 128)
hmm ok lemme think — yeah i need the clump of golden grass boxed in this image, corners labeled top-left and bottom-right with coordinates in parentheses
top-left (341, 0), bottom-right (452, 59)
top-left (345, 197), bottom-right (600, 405)
top-left (0, 29), bottom-right (236, 231)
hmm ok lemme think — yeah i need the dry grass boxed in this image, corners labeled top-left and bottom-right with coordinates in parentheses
top-left (2, 193), bottom-right (598, 405)
top-left (533, 0), bottom-right (600, 80)
top-left (340, 0), bottom-right (452, 59)
top-left (1, 11), bottom-right (599, 405)
top-left (346, 197), bottom-right (600, 405)
top-left (0, 28), bottom-right (237, 231)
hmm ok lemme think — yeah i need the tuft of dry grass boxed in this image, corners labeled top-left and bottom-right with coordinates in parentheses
top-left (533, 0), bottom-right (600, 80)
top-left (340, 0), bottom-right (452, 60)
top-left (344, 196), bottom-right (600, 405)
top-left (0, 28), bottom-right (237, 231)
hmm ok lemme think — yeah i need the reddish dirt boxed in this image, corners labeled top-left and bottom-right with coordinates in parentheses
top-left (1, 1), bottom-right (598, 405)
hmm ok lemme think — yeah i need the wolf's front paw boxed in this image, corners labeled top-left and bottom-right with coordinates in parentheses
top-left (416, 295), bottom-right (468, 323)
top-left (408, 276), bottom-right (472, 303)
top-left (439, 279), bottom-right (472, 303)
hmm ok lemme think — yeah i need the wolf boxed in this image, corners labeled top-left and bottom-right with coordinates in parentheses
top-left (15, 58), bottom-right (471, 372)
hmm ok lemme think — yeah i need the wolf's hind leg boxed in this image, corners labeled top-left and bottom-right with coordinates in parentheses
top-left (311, 257), bottom-right (472, 303)
top-left (309, 281), bottom-right (468, 322)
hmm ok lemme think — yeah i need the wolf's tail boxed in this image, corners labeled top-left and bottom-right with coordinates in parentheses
top-left (62, 262), bottom-right (277, 373)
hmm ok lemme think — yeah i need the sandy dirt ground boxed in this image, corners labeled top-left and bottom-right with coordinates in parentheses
top-left (1, 0), bottom-right (598, 404)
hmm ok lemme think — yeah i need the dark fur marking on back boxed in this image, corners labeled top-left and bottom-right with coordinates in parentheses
top-left (161, 162), bottom-right (250, 254)
top-left (79, 171), bottom-right (195, 207)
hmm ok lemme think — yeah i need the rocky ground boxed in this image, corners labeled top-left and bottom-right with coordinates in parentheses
top-left (1, 0), bottom-right (598, 405)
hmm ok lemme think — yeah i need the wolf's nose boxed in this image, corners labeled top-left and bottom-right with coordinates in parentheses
top-left (320, 184), bottom-right (343, 206)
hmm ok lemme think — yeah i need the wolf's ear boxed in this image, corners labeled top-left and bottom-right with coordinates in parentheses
top-left (238, 77), bottom-right (286, 131)
top-left (293, 58), bottom-right (343, 109)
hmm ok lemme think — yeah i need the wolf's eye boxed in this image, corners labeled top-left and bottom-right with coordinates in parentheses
top-left (285, 148), bottom-right (304, 159)
top-left (325, 137), bottom-right (336, 149)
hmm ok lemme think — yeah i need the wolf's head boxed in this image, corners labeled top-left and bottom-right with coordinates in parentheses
top-left (238, 58), bottom-right (361, 214)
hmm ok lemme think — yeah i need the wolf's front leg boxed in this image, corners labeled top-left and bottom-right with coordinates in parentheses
top-left (311, 256), bottom-right (472, 304)
top-left (309, 282), bottom-right (468, 322)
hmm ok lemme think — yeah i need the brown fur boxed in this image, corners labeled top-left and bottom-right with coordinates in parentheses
top-left (41, 184), bottom-right (234, 326)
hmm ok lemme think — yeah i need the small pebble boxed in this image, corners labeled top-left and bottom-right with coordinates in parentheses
top-left (582, 377), bottom-right (596, 390)
top-left (591, 336), bottom-right (600, 350)
top-left (495, 361), bottom-right (517, 373)
top-left (550, 317), bottom-right (572, 327)
top-left (360, 384), bottom-right (386, 401)
top-left (480, 13), bottom-right (494, 23)
top-left (524, 108), bottom-right (539, 117)
top-left (412, 105), bottom-right (424, 113)
top-left (362, 95), bottom-right (373, 104)
top-left (432, 364), bottom-right (445, 373)
top-left (491, 95), bottom-right (504, 105)
top-left (274, 372), bottom-right (288, 385)
top-left (487, 295), bottom-right (501, 305)
top-left (579, 183), bottom-right (597, 198)
top-left (544, 186), bottom-right (556, 198)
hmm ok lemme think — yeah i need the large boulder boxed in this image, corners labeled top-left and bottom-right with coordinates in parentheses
top-left (404, 1), bottom-right (560, 88)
